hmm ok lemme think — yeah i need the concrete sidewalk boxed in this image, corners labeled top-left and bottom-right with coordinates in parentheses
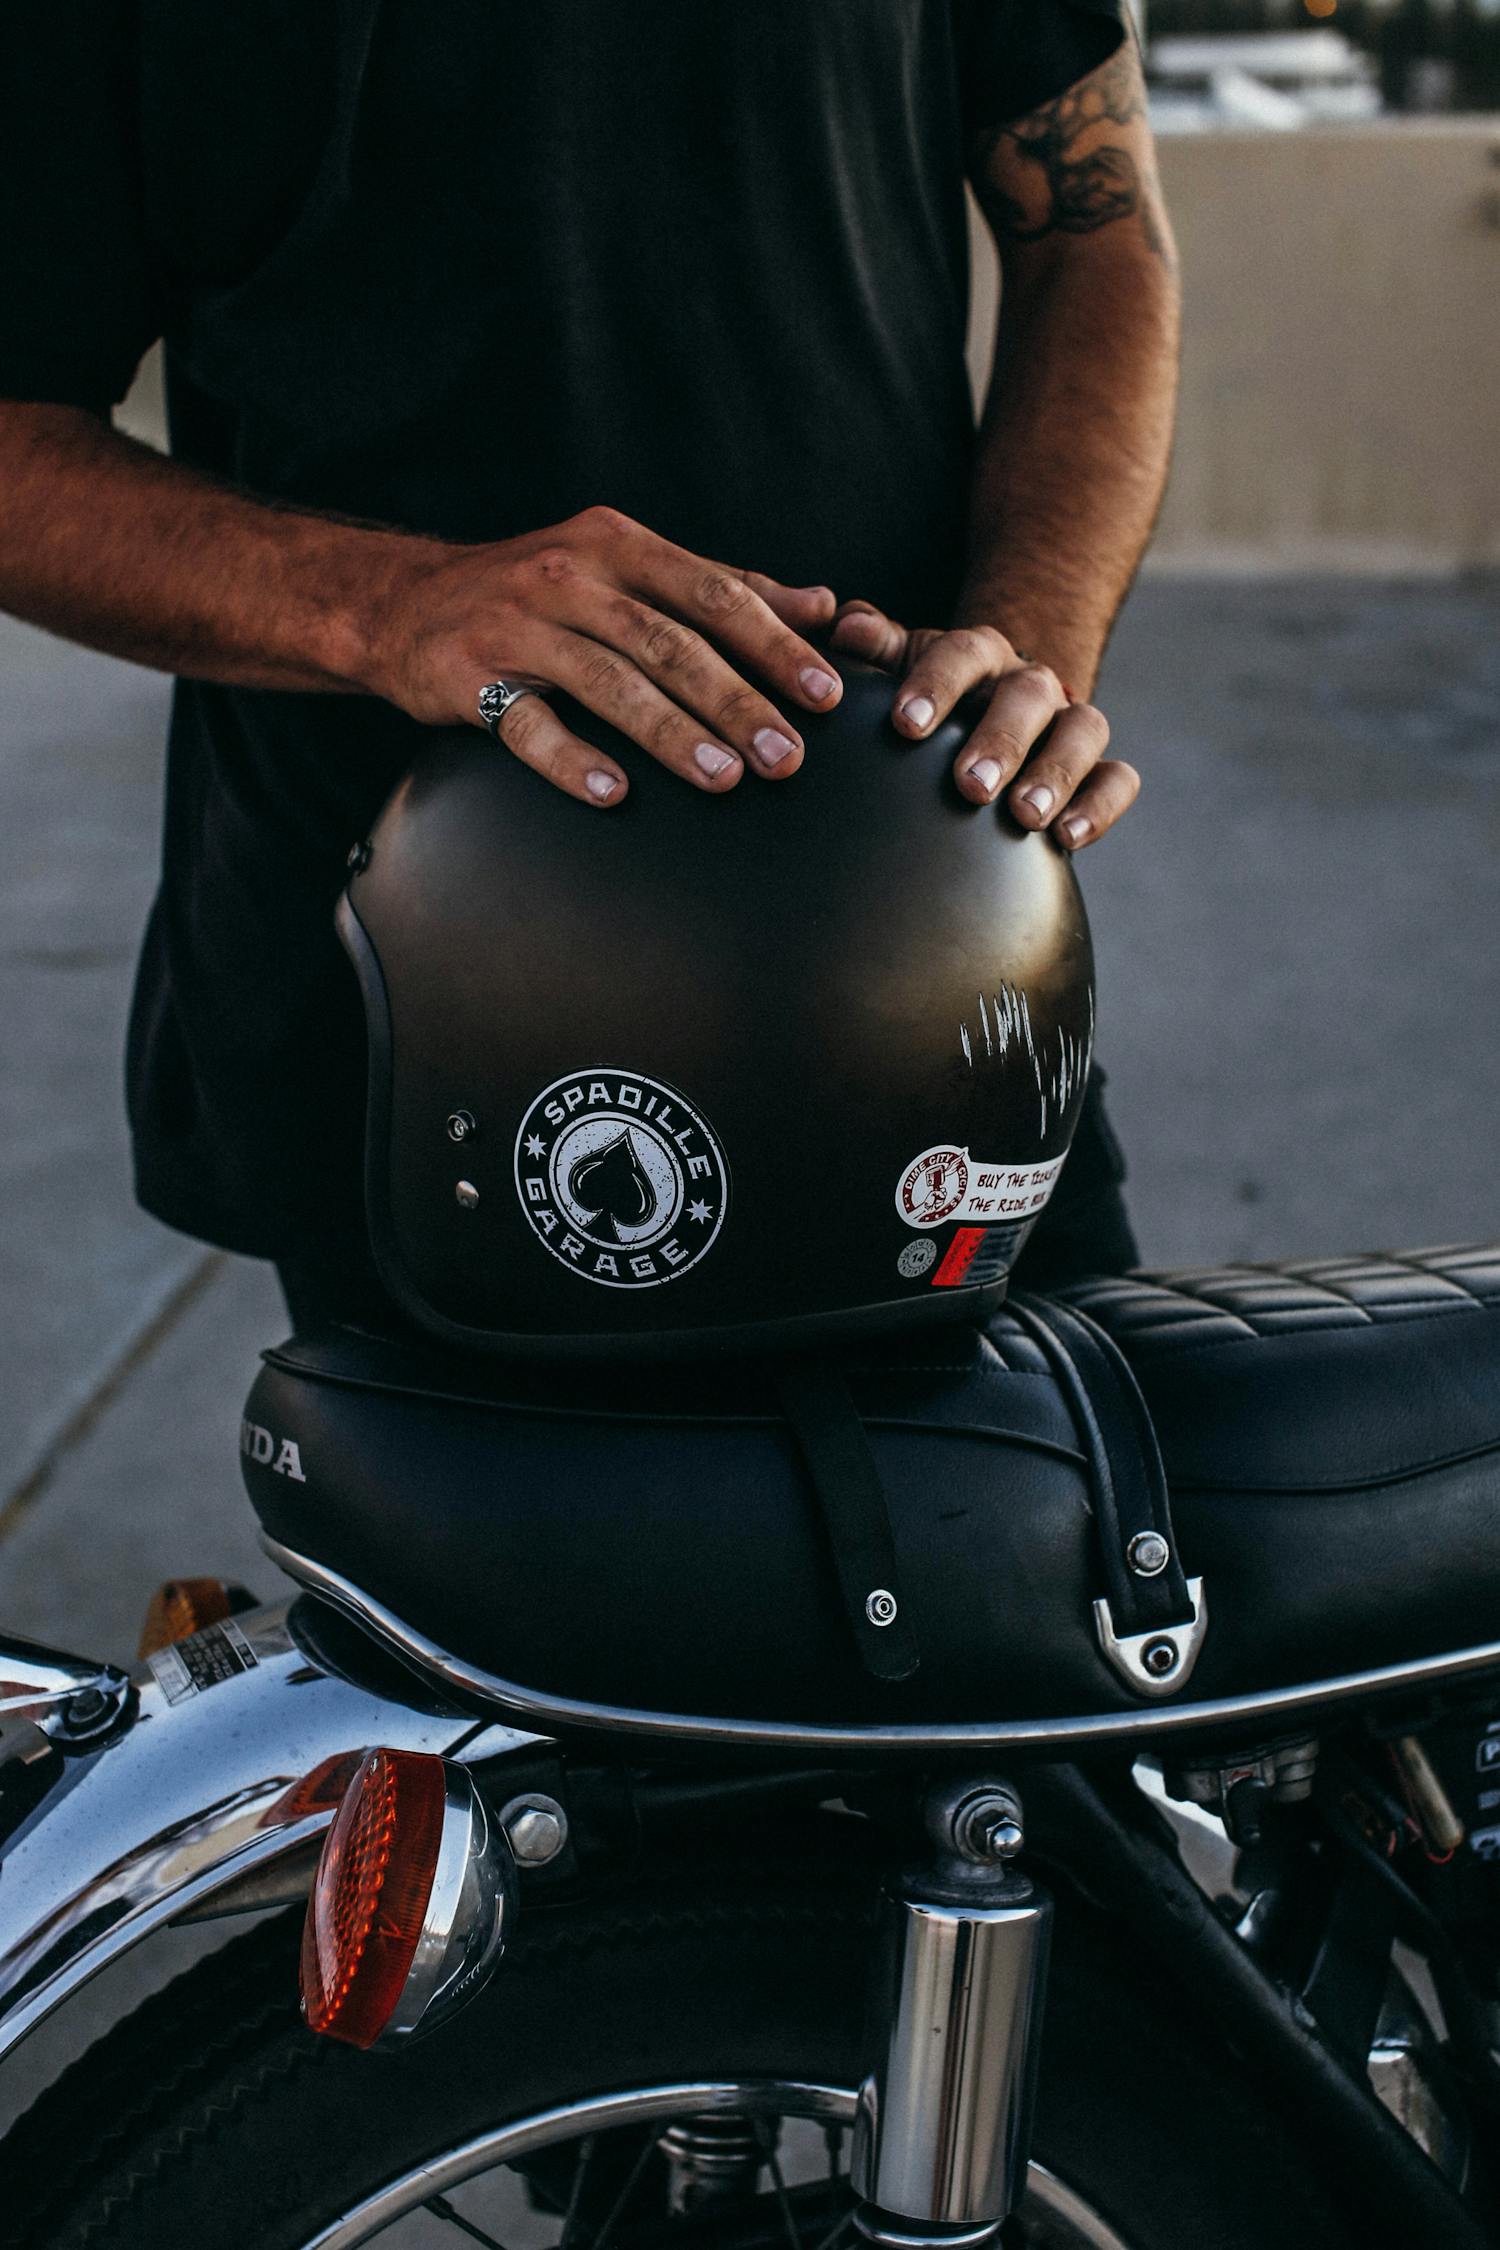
top-left (2, 574), bottom-right (1498, 1665)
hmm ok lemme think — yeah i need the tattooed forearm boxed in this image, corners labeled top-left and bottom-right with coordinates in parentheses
top-left (974, 44), bottom-right (1171, 261)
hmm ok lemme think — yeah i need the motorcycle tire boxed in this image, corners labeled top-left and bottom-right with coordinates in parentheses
top-left (0, 1844), bottom-right (1367, 2250)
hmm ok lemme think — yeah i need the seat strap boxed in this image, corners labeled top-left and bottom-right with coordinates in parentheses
top-left (774, 1361), bottom-right (921, 1684)
top-left (1008, 1292), bottom-right (1196, 1639)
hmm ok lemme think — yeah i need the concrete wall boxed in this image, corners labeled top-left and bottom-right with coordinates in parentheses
top-left (967, 120), bottom-right (1500, 573)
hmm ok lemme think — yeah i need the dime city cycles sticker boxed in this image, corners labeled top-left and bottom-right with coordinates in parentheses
top-left (895, 1144), bottom-right (1066, 1230)
top-left (514, 1069), bottom-right (730, 1288)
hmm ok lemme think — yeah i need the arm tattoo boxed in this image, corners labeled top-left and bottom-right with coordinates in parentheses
top-left (974, 45), bottom-right (1169, 260)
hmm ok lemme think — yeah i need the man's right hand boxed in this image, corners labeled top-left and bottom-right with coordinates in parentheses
top-left (0, 408), bottom-right (841, 811)
top-left (366, 505), bottom-right (843, 806)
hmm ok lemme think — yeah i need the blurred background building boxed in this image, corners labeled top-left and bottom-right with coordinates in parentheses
top-left (1142, 0), bottom-right (1500, 117)
top-left (958, 0), bottom-right (1500, 572)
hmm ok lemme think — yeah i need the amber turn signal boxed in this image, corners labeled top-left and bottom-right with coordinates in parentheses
top-left (138, 1577), bottom-right (248, 1658)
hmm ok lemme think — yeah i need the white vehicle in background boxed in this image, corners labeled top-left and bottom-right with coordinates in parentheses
top-left (1147, 29), bottom-right (1382, 130)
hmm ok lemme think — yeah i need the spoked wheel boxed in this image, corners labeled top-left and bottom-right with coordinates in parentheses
top-left (0, 1844), bottom-right (1362, 2250)
top-left (291, 2083), bottom-right (1127, 2250)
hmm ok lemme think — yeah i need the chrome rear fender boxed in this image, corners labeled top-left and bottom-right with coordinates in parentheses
top-left (0, 1600), bottom-right (542, 2063)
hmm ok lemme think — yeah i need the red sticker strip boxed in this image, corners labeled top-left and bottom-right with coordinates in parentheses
top-left (932, 1227), bottom-right (988, 1288)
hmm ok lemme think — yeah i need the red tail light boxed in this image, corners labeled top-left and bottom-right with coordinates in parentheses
top-left (300, 1748), bottom-right (513, 2049)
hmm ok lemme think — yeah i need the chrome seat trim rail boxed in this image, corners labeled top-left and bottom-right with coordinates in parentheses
top-left (262, 1534), bottom-right (1500, 1756)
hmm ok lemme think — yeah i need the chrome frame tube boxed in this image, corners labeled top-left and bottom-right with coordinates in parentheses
top-left (264, 1533), bottom-right (1500, 1757)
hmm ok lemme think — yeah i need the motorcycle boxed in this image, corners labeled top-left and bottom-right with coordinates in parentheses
top-left (2, 1242), bottom-right (1500, 2249)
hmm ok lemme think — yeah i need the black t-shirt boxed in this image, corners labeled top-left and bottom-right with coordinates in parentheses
top-left (1, 0), bottom-right (1124, 1261)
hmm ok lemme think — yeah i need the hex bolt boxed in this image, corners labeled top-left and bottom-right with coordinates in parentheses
top-left (500, 1793), bottom-right (569, 1867)
top-left (447, 1109), bottom-right (477, 1144)
top-left (455, 1180), bottom-right (480, 1210)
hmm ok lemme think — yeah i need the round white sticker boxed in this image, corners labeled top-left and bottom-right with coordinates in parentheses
top-left (514, 1070), bottom-right (729, 1289)
top-left (897, 1239), bottom-right (939, 1279)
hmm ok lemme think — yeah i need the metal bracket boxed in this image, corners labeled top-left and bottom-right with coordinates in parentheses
top-left (1093, 1578), bottom-right (1208, 1700)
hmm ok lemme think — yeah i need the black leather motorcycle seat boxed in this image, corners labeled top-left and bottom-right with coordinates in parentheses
top-left (243, 1244), bottom-right (1500, 1727)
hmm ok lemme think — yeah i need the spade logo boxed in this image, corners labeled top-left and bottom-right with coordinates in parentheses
top-left (513, 1069), bottom-right (730, 1290)
top-left (566, 1128), bottom-right (659, 1242)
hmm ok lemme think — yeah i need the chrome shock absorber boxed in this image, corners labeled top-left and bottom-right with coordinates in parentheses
top-left (852, 1777), bottom-right (1052, 2250)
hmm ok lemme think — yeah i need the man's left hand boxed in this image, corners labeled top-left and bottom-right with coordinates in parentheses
top-left (828, 601), bottom-right (1139, 850)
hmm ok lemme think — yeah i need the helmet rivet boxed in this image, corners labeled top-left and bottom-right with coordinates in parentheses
top-left (1142, 1638), bottom-right (1178, 1678)
top-left (865, 1589), bottom-right (898, 1629)
top-left (447, 1109), bottom-right (477, 1144)
top-left (346, 840), bottom-right (371, 873)
top-left (1127, 1532), bottom-right (1171, 1578)
top-left (455, 1180), bottom-right (480, 1211)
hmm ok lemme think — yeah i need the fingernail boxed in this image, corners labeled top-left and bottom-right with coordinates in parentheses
top-left (586, 771), bottom-right (619, 801)
top-left (753, 727), bottom-right (799, 767)
top-left (695, 743), bottom-right (739, 779)
top-left (968, 757), bottom-right (1003, 798)
top-left (1018, 784), bottom-right (1055, 821)
top-left (1058, 814), bottom-right (1091, 847)
top-left (900, 696), bottom-right (936, 732)
top-left (799, 667), bottom-right (838, 702)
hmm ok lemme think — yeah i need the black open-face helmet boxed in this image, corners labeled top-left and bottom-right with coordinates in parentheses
top-left (338, 661), bottom-right (1095, 1358)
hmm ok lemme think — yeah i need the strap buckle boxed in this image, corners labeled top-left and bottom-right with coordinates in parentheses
top-left (1093, 1577), bottom-right (1208, 1699)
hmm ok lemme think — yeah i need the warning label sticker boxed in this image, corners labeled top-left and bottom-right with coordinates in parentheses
top-left (147, 1617), bottom-right (260, 1707)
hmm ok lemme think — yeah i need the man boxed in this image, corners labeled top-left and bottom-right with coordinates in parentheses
top-left (0, 1), bottom-right (1178, 1325)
